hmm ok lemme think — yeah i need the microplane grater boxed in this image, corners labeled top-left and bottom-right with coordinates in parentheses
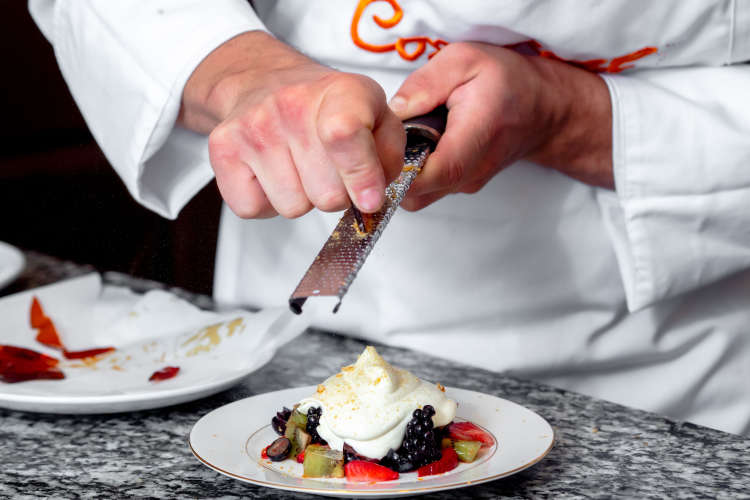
top-left (289, 106), bottom-right (448, 314)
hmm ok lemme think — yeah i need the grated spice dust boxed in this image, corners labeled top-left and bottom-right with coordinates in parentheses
top-left (351, 212), bottom-right (376, 237)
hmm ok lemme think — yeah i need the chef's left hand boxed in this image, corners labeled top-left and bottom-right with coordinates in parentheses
top-left (389, 42), bottom-right (613, 211)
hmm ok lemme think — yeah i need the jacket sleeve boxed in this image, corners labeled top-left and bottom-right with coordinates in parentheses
top-left (28, 0), bottom-right (268, 219)
top-left (597, 64), bottom-right (750, 311)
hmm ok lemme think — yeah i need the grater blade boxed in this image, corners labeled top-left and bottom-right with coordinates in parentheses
top-left (289, 135), bottom-right (433, 314)
top-left (288, 105), bottom-right (447, 314)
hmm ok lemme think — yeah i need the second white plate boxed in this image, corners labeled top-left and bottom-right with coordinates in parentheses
top-left (190, 386), bottom-right (554, 498)
top-left (0, 274), bottom-right (307, 414)
top-left (0, 241), bottom-right (24, 290)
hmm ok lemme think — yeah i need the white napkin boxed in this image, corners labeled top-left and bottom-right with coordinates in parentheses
top-left (0, 273), bottom-right (309, 397)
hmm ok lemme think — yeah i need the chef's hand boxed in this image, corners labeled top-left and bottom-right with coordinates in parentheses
top-left (389, 42), bottom-right (613, 211)
top-left (179, 31), bottom-right (405, 218)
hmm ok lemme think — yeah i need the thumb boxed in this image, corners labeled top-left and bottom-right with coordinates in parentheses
top-left (388, 46), bottom-right (477, 120)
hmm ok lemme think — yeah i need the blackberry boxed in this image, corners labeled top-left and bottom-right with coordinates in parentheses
top-left (306, 406), bottom-right (327, 445)
top-left (271, 407), bottom-right (292, 436)
top-left (380, 405), bottom-right (442, 472)
top-left (343, 443), bottom-right (378, 464)
top-left (343, 443), bottom-right (360, 463)
top-left (380, 448), bottom-right (415, 473)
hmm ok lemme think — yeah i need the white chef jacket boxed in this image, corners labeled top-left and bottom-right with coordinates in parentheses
top-left (29, 0), bottom-right (750, 435)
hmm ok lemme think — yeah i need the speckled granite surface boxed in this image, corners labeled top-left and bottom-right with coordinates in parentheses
top-left (1, 253), bottom-right (749, 499)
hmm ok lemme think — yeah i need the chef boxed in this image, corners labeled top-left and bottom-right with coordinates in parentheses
top-left (29, 0), bottom-right (750, 436)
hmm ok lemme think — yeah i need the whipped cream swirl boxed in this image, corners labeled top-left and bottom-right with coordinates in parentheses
top-left (297, 346), bottom-right (456, 459)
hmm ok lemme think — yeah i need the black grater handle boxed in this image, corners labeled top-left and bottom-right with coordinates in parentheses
top-left (403, 105), bottom-right (448, 149)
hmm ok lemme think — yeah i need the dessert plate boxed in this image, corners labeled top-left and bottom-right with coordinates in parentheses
top-left (0, 241), bottom-right (24, 291)
top-left (190, 386), bottom-right (554, 498)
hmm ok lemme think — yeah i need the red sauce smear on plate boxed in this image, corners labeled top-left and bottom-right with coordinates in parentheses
top-left (149, 366), bottom-right (180, 382)
top-left (0, 296), bottom-right (117, 384)
top-left (62, 347), bottom-right (116, 360)
top-left (0, 345), bottom-right (65, 383)
top-left (30, 296), bottom-right (64, 349)
top-left (29, 296), bottom-right (115, 360)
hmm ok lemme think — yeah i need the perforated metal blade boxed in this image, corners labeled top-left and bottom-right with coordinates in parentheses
top-left (289, 106), bottom-right (447, 314)
top-left (288, 138), bottom-right (430, 314)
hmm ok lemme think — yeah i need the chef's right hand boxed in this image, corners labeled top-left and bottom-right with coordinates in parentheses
top-left (179, 31), bottom-right (405, 218)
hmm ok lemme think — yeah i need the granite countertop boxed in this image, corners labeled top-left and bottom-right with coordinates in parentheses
top-left (1, 252), bottom-right (749, 499)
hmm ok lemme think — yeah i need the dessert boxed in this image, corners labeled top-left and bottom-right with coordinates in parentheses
top-left (261, 346), bottom-right (495, 481)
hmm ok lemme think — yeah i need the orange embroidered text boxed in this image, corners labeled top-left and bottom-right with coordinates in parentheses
top-left (507, 40), bottom-right (657, 73)
top-left (351, 1), bottom-right (657, 72)
top-left (351, 0), bottom-right (447, 61)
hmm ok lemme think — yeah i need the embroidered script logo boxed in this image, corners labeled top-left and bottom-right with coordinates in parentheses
top-left (511, 40), bottom-right (658, 73)
top-left (350, 0), bottom-right (657, 72)
top-left (351, 0), bottom-right (447, 61)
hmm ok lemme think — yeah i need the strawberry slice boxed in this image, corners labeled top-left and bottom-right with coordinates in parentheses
top-left (261, 446), bottom-right (269, 459)
top-left (417, 447), bottom-right (459, 477)
top-left (447, 422), bottom-right (495, 447)
top-left (345, 461), bottom-right (399, 482)
top-left (296, 450), bottom-right (305, 463)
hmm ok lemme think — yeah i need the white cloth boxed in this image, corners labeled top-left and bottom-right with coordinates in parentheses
top-left (0, 273), bottom-right (307, 398)
top-left (29, 0), bottom-right (750, 435)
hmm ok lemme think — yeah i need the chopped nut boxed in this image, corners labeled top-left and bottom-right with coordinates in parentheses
top-left (317, 384), bottom-right (326, 394)
top-left (436, 383), bottom-right (445, 392)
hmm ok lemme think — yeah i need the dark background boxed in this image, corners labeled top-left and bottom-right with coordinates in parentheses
top-left (0, 3), bottom-right (221, 295)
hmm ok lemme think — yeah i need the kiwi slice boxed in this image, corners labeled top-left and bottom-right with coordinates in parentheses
top-left (453, 440), bottom-right (482, 463)
top-left (303, 444), bottom-right (344, 478)
top-left (284, 420), bottom-right (300, 457)
top-left (295, 428), bottom-right (312, 452)
top-left (289, 409), bottom-right (308, 429)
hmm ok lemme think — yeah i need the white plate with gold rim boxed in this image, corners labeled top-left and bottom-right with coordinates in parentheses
top-left (189, 386), bottom-right (554, 498)
top-left (0, 241), bottom-right (24, 291)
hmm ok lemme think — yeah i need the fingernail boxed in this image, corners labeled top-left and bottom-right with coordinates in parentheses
top-left (388, 95), bottom-right (408, 115)
top-left (357, 188), bottom-right (381, 212)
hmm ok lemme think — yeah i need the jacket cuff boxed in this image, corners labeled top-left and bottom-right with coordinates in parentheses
top-left (44, 0), bottom-right (268, 219)
top-left (599, 67), bottom-right (750, 311)
top-left (135, 5), bottom-right (269, 219)
top-left (732, 0), bottom-right (750, 63)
